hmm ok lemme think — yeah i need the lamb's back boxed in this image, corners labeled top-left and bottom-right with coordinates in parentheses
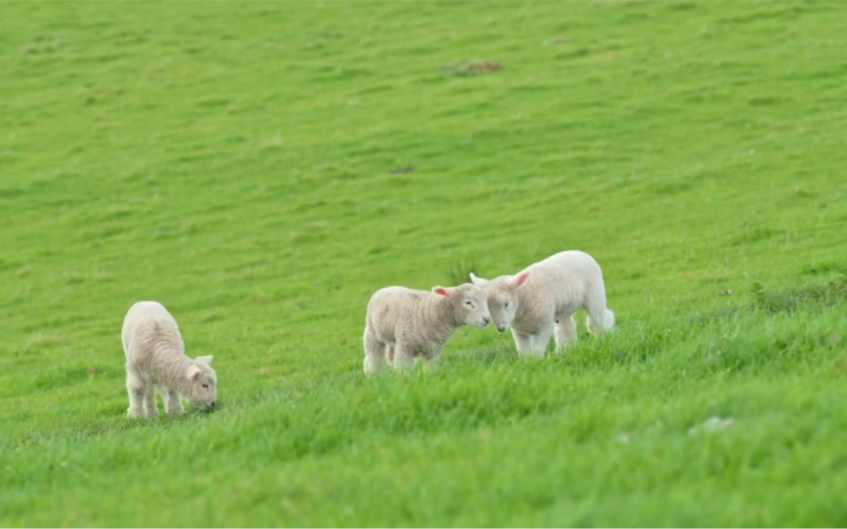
top-left (524, 251), bottom-right (600, 309)
top-left (122, 301), bottom-right (185, 367)
top-left (368, 287), bottom-right (426, 329)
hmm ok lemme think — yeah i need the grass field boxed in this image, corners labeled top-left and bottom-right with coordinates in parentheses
top-left (2, 0), bottom-right (847, 526)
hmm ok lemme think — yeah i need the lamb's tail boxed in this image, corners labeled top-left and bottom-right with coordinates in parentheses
top-left (587, 308), bottom-right (615, 335)
top-left (604, 309), bottom-right (615, 329)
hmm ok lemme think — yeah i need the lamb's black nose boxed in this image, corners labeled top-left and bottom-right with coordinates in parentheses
top-left (482, 317), bottom-right (490, 326)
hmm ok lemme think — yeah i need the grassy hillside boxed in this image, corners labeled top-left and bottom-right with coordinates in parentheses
top-left (2, 0), bottom-right (847, 526)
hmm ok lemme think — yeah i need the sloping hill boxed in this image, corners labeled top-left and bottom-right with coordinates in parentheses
top-left (2, 1), bottom-right (846, 526)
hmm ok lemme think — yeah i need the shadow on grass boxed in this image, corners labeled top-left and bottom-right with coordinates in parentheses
top-left (685, 272), bottom-right (847, 329)
top-left (751, 271), bottom-right (847, 314)
top-left (459, 345), bottom-right (514, 366)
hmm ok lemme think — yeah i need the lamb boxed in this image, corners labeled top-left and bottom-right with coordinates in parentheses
top-left (121, 300), bottom-right (217, 417)
top-left (470, 250), bottom-right (614, 357)
top-left (363, 283), bottom-right (491, 374)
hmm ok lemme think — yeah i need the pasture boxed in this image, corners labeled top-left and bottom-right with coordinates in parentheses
top-left (2, 1), bottom-right (847, 526)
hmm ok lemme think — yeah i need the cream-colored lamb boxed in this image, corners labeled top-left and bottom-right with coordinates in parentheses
top-left (470, 250), bottom-right (614, 357)
top-left (122, 300), bottom-right (217, 417)
top-left (363, 283), bottom-right (490, 373)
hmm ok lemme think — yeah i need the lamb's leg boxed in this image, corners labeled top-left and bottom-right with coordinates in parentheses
top-left (553, 315), bottom-right (577, 351)
top-left (143, 386), bottom-right (158, 418)
top-left (126, 369), bottom-right (145, 418)
top-left (363, 325), bottom-right (388, 374)
top-left (529, 327), bottom-right (554, 357)
top-left (165, 390), bottom-right (184, 414)
top-left (511, 330), bottom-right (533, 357)
top-left (421, 351), bottom-right (440, 371)
top-left (392, 345), bottom-right (416, 371)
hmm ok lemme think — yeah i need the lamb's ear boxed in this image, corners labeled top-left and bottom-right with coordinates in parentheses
top-left (196, 355), bottom-right (213, 365)
top-left (469, 272), bottom-right (487, 285)
top-left (432, 286), bottom-right (451, 297)
top-left (186, 364), bottom-right (202, 381)
top-left (512, 271), bottom-right (530, 289)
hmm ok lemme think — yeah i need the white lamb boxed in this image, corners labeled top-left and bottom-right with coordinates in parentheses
top-left (122, 300), bottom-right (217, 417)
top-left (470, 250), bottom-right (615, 357)
top-left (363, 283), bottom-right (491, 374)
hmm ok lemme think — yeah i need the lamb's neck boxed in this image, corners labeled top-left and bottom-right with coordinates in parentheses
top-left (513, 281), bottom-right (542, 323)
top-left (151, 345), bottom-right (194, 394)
top-left (419, 295), bottom-right (457, 345)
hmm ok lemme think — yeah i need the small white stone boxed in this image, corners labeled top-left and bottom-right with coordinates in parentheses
top-left (688, 416), bottom-right (734, 435)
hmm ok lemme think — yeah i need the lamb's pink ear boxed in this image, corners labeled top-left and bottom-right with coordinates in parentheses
top-left (432, 286), bottom-right (451, 297)
top-left (186, 364), bottom-right (202, 381)
top-left (513, 271), bottom-right (530, 288)
top-left (196, 355), bottom-right (213, 365)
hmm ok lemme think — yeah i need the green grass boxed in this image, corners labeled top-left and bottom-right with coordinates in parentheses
top-left (2, 0), bottom-right (847, 526)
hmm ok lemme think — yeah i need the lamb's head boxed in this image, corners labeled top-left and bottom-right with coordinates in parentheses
top-left (432, 283), bottom-right (491, 328)
top-left (185, 355), bottom-right (217, 410)
top-left (470, 271), bottom-right (530, 332)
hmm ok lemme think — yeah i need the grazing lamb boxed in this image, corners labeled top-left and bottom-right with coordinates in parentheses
top-left (363, 283), bottom-right (491, 374)
top-left (122, 300), bottom-right (217, 417)
top-left (470, 250), bottom-right (614, 357)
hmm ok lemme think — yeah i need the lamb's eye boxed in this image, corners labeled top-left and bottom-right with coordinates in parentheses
top-left (202, 383), bottom-right (209, 389)
top-left (504, 301), bottom-right (511, 309)
top-left (464, 300), bottom-right (474, 308)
